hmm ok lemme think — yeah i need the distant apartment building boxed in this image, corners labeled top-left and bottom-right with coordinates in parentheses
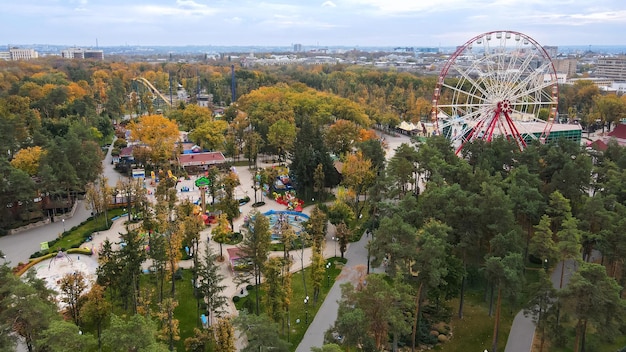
top-left (594, 56), bottom-right (626, 82)
top-left (543, 46), bottom-right (558, 59)
top-left (61, 47), bottom-right (104, 60)
top-left (0, 47), bottom-right (39, 61)
top-left (293, 43), bottom-right (302, 52)
top-left (553, 59), bottom-right (578, 78)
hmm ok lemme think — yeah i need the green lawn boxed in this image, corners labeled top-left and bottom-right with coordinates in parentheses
top-left (32, 208), bottom-right (126, 259)
top-left (173, 270), bottom-right (202, 351)
top-left (435, 290), bottom-right (515, 352)
top-left (234, 257), bottom-right (346, 351)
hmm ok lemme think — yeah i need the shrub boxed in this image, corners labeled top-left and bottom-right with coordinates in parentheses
top-left (174, 268), bottom-right (183, 280)
top-left (238, 196), bottom-right (251, 205)
top-left (233, 296), bottom-right (241, 303)
top-left (113, 139), bottom-right (127, 149)
top-left (246, 284), bottom-right (254, 291)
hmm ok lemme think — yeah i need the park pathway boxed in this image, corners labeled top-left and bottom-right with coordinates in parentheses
top-left (504, 259), bottom-right (577, 352)
top-left (296, 232), bottom-right (383, 352)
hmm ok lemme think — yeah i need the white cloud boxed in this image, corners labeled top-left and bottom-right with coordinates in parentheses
top-left (1, 0), bottom-right (625, 46)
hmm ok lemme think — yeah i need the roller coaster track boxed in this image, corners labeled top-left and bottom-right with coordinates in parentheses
top-left (132, 77), bottom-right (173, 107)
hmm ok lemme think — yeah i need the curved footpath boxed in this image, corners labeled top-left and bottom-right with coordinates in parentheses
top-left (296, 231), bottom-right (383, 352)
top-left (504, 259), bottom-right (577, 352)
top-left (0, 141), bottom-right (119, 267)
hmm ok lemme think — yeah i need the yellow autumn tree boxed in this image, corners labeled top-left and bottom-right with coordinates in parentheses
top-left (11, 146), bottom-right (46, 175)
top-left (156, 298), bottom-right (180, 351)
top-left (214, 317), bottom-right (236, 352)
top-left (67, 81), bottom-right (88, 102)
top-left (341, 150), bottom-right (375, 215)
top-left (212, 214), bottom-right (231, 260)
top-left (127, 114), bottom-right (180, 169)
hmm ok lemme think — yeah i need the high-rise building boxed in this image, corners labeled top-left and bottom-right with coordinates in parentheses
top-left (293, 43), bottom-right (302, 52)
top-left (553, 59), bottom-right (578, 78)
top-left (595, 56), bottom-right (626, 82)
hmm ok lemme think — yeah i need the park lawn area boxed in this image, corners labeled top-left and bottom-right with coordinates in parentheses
top-left (235, 257), bottom-right (346, 351)
top-left (39, 208), bottom-right (126, 256)
top-left (135, 269), bottom-right (201, 351)
top-left (173, 269), bottom-right (201, 351)
top-left (436, 290), bottom-right (515, 352)
top-left (437, 267), bottom-right (548, 352)
top-left (36, 209), bottom-right (124, 258)
top-left (548, 319), bottom-right (626, 352)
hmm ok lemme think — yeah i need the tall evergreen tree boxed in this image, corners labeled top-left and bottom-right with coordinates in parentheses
top-left (197, 243), bottom-right (228, 326)
top-left (239, 211), bottom-right (272, 315)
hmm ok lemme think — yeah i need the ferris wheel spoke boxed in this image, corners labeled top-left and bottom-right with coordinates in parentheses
top-left (508, 78), bottom-right (556, 104)
top-left (506, 63), bottom-right (553, 100)
top-left (448, 64), bottom-right (491, 98)
top-left (509, 100), bottom-right (557, 108)
top-left (440, 82), bottom-right (488, 105)
top-left (437, 103), bottom-right (487, 109)
top-left (503, 53), bottom-right (538, 94)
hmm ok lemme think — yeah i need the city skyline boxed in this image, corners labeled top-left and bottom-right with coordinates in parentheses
top-left (2, 0), bottom-right (626, 48)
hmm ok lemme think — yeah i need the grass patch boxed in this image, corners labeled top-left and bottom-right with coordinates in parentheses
top-left (173, 269), bottom-right (201, 351)
top-left (435, 290), bottom-right (515, 352)
top-left (234, 257), bottom-right (346, 351)
top-left (30, 208), bottom-right (126, 259)
top-left (436, 265), bottom-right (548, 352)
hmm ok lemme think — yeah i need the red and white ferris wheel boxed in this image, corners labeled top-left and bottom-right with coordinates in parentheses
top-left (431, 30), bottom-right (559, 154)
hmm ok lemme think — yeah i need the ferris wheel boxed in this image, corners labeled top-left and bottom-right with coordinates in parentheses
top-left (431, 30), bottom-right (559, 154)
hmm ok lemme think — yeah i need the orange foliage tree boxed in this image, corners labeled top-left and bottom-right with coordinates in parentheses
top-left (127, 114), bottom-right (180, 169)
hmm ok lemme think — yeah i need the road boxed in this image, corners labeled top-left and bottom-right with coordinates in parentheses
top-left (0, 141), bottom-right (121, 267)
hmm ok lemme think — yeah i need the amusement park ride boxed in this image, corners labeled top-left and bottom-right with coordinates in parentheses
top-left (431, 30), bottom-right (559, 154)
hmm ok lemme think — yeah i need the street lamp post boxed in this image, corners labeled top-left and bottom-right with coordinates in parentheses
top-left (331, 237), bottom-right (337, 257)
top-left (326, 262), bottom-right (331, 287)
top-left (304, 296), bottom-right (309, 324)
top-left (544, 258), bottom-right (548, 271)
top-left (62, 219), bottom-right (66, 233)
top-left (367, 240), bottom-right (371, 274)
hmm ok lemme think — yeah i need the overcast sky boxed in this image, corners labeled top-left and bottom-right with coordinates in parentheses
top-left (2, 0), bottom-right (625, 47)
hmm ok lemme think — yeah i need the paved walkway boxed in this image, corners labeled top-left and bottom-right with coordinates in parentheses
top-left (504, 259), bottom-right (578, 352)
top-left (296, 232), bottom-right (383, 352)
top-left (0, 140), bottom-right (121, 267)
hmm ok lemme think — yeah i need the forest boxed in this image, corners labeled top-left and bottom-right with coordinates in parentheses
top-left (0, 56), bottom-right (626, 352)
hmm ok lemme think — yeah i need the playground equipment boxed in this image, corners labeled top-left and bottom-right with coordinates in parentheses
top-left (263, 210), bottom-right (309, 241)
top-left (195, 176), bottom-right (211, 214)
top-left (29, 253), bottom-right (98, 309)
top-left (273, 190), bottom-right (304, 211)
